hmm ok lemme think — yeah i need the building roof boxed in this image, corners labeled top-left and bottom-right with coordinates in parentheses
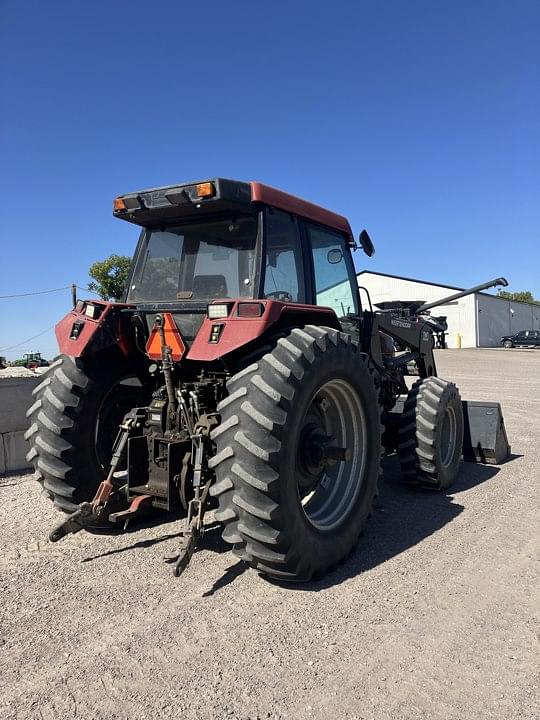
top-left (357, 270), bottom-right (538, 307)
top-left (357, 269), bottom-right (464, 292)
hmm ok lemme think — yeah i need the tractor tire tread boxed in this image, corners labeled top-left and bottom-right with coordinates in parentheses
top-left (211, 325), bottom-right (382, 581)
top-left (26, 354), bottom-right (140, 513)
top-left (398, 376), bottom-right (464, 490)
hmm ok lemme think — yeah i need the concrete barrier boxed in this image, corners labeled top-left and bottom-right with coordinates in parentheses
top-left (0, 375), bottom-right (42, 474)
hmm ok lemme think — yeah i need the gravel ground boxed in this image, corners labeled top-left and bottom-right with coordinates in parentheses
top-left (0, 367), bottom-right (48, 378)
top-left (0, 349), bottom-right (538, 720)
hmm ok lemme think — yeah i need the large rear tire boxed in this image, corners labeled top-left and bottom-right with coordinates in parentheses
top-left (25, 354), bottom-right (147, 512)
top-left (209, 326), bottom-right (381, 581)
top-left (398, 376), bottom-right (464, 490)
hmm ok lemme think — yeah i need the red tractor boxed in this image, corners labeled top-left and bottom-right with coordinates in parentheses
top-left (26, 179), bottom-right (509, 580)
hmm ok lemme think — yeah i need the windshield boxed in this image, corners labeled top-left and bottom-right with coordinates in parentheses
top-left (128, 214), bottom-right (259, 303)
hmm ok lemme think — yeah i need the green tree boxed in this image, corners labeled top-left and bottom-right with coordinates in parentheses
top-left (88, 254), bottom-right (132, 301)
top-left (496, 289), bottom-right (540, 305)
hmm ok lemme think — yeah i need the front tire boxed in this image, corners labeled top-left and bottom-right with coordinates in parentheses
top-left (209, 326), bottom-right (381, 581)
top-left (25, 354), bottom-right (147, 512)
top-left (503, 340), bottom-right (513, 349)
top-left (398, 377), bottom-right (464, 490)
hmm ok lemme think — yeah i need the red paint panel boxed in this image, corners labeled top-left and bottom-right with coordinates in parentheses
top-left (186, 300), bottom-right (339, 361)
top-left (55, 301), bottom-right (129, 357)
top-left (56, 310), bottom-right (99, 356)
top-left (250, 182), bottom-right (354, 241)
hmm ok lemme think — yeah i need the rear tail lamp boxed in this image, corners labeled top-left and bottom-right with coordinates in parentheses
top-left (237, 302), bottom-right (264, 318)
top-left (207, 303), bottom-right (231, 319)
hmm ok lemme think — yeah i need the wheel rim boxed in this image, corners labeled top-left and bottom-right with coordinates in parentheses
top-left (296, 378), bottom-right (367, 531)
top-left (440, 405), bottom-right (457, 467)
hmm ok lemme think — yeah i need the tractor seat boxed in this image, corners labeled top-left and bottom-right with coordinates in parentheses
top-left (192, 274), bottom-right (228, 299)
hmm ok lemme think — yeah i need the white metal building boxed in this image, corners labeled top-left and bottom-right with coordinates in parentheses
top-left (357, 271), bottom-right (540, 348)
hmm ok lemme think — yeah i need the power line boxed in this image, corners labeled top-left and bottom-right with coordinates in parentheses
top-left (0, 284), bottom-right (103, 300)
top-left (76, 286), bottom-right (101, 295)
top-left (0, 286), bottom-right (71, 299)
top-left (0, 325), bottom-right (56, 352)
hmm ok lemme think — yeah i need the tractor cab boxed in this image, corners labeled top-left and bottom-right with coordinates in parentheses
top-left (116, 179), bottom-right (361, 345)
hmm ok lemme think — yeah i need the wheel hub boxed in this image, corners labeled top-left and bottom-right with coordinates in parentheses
top-left (295, 380), bottom-right (367, 531)
top-left (299, 424), bottom-right (351, 486)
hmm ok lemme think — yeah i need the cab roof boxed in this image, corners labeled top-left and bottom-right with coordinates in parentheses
top-left (113, 178), bottom-right (354, 242)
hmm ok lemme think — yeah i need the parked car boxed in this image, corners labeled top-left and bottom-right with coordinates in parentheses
top-left (500, 330), bottom-right (540, 348)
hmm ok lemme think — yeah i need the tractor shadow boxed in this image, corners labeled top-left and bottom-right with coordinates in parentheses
top-left (81, 514), bottom-right (229, 563)
top-left (81, 455), bottom-right (516, 591)
top-left (202, 455), bottom-right (507, 595)
top-left (265, 455), bottom-right (505, 593)
top-left (202, 559), bottom-right (248, 597)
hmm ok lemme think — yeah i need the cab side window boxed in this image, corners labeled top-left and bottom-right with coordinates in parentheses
top-left (307, 224), bottom-right (357, 317)
top-left (263, 210), bottom-right (305, 303)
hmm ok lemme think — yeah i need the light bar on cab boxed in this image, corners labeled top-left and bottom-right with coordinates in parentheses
top-left (112, 180), bottom-right (222, 220)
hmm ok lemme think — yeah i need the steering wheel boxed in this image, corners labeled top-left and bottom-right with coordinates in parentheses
top-left (265, 291), bottom-right (293, 302)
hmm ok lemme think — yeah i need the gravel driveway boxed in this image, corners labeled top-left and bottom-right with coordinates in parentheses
top-left (1, 349), bottom-right (538, 720)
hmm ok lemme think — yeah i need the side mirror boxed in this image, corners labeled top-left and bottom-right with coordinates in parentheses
top-left (327, 249), bottom-right (343, 264)
top-left (359, 230), bottom-right (375, 257)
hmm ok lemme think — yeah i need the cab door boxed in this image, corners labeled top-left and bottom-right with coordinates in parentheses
top-left (304, 222), bottom-right (359, 318)
top-left (262, 209), bottom-right (307, 303)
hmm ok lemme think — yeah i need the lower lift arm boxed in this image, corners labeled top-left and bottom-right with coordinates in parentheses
top-left (48, 410), bottom-right (144, 542)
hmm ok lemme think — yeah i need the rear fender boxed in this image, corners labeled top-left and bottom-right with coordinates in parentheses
top-left (55, 301), bottom-right (134, 358)
top-left (186, 300), bottom-right (340, 361)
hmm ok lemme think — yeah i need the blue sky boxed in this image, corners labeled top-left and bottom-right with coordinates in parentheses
top-left (1, 0), bottom-right (538, 358)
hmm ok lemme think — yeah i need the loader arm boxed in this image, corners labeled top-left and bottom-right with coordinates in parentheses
top-left (379, 313), bottom-right (436, 377)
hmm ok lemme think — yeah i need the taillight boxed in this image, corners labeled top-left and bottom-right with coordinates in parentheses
top-left (237, 302), bottom-right (264, 318)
